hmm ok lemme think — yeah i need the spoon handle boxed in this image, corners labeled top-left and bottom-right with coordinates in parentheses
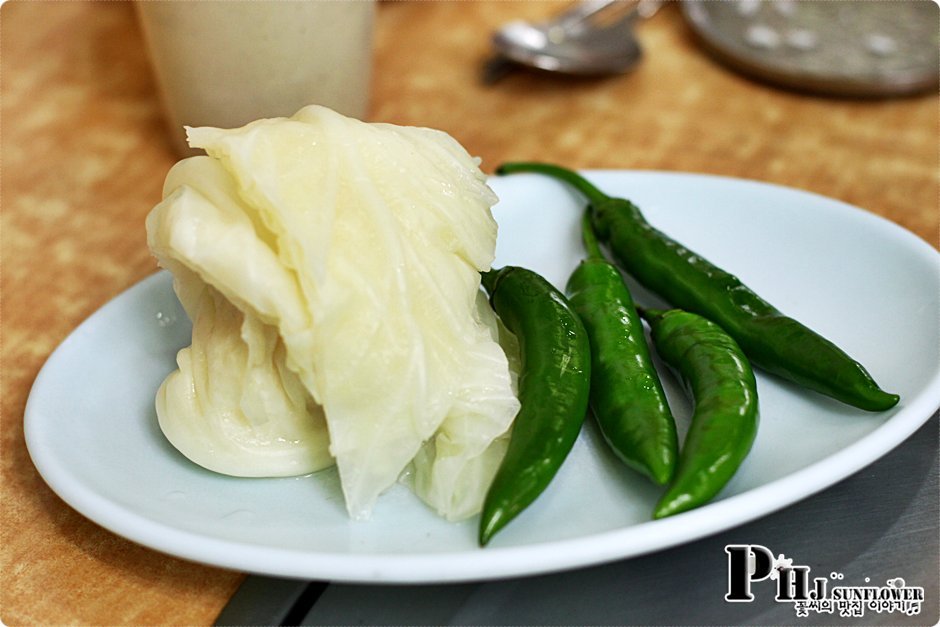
top-left (554, 0), bottom-right (662, 35)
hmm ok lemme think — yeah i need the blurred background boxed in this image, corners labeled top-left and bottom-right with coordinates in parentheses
top-left (2, 1), bottom-right (937, 624)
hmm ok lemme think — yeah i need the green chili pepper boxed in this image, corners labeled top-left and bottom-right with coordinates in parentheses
top-left (566, 211), bottom-right (678, 485)
top-left (478, 266), bottom-right (591, 546)
top-left (496, 162), bottom-right (899, 413)
top-left (641, 307), bottom-right (759, 519)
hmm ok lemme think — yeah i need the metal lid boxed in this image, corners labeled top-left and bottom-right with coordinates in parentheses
top-left (681, 0), bottom-right (939, 98)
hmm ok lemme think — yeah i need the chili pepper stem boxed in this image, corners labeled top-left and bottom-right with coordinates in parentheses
top-left (480, 269), bottom-right (501, 294)
top-left (580, 211), bottom-right (606, 261)
top-left (497, 162), bottom-right (609, 207)
top-left (636, 306), bottom-right (668, 322)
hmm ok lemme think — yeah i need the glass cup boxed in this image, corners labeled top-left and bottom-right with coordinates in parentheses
top-left (136, 1), bottom-right (376, 156)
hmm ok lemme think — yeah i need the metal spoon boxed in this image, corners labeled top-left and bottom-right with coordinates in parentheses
top-left (484, 0), bottom-right (661, 83)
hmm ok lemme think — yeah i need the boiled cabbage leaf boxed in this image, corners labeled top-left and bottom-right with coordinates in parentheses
top-left (147, 105), bottom-right (519, 520)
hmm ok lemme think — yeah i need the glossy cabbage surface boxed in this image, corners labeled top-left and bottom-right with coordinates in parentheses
top-left (146, 105), bottom-right (519, 520)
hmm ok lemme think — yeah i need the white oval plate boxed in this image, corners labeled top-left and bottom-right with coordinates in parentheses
top-left (25, 171), bottom-right (940, 583)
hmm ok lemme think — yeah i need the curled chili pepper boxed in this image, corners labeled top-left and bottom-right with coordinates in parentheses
top-left (478, 266), bottom-right (591, 546)
top-left (496, 162), bottom-right (899, 413)
top-left (566, 211), bottom-right (678, 485)
top-left (640, 307), bottom-right (759, 518)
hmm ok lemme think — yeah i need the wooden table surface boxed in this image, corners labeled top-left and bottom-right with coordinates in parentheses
top-left (2, 1), bottom-right (936, 624)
